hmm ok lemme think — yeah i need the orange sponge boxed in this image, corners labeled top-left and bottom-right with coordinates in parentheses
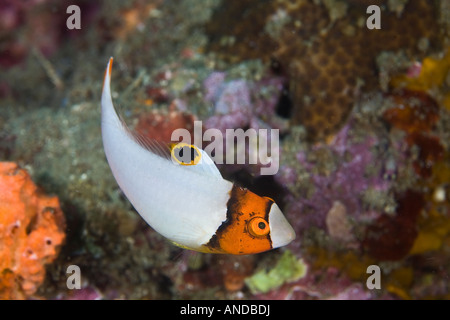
top-left (0, 162), bottom-right (65, 299)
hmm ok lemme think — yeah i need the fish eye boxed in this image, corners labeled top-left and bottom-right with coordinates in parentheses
top-left (248, 217), bottom-right (270, 237)
top-left (171, 143), bottom-right (201, 165)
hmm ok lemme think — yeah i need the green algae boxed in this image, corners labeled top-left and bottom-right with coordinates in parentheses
top-left (245, 250), bottom-right (307, 294)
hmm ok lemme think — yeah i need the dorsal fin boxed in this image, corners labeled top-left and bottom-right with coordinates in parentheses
top-left (102, 57), bottom-right (222, 179)
top-left (113, 111), bottom-right (171, 160)
top-left (121, 117), bottom-right (222, 178)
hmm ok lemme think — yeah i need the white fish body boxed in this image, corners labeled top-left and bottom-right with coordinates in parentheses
top-left (101, 58), bottom-right (295, 254)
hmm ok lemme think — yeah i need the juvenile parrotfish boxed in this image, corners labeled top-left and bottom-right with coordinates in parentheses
top-left (101, 58), bottom-right (295, 254)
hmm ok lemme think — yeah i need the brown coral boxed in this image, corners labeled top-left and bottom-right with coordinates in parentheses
top-left (383, 90), bottom-right (440, 134)
top-left (0, 162), bottom-right (65, 299)
top-left (363, 190), bottom-right (424, 261)
top-left (205, 0), bottom-right (442, 140)
top-left (383, 89), bottom-right (444, 178)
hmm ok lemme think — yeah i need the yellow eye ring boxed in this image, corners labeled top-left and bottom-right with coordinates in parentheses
top-left (170, 143), bottom-right (201, 165)
top-left (248, 217), bottom-right (270, 237)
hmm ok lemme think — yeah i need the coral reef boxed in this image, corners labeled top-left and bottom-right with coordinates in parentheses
top-left (135, 109), bottom-right (197, 144)
top-left (276, 121), bottom-right (394, 239)
top-left (203, 70), bottom-right (285, 132)
top-left (0, 0), bottom-right (99, 68)
top-left (201, 67), bottom-right (286, 176)
top-left (249, 248), bottom-right (376, 299)
top-left (205, 0), bottom-right (442, 140)
top-left (169, 254), bottom-right (256, 299)
top-left (0, 0), bottom-right (225, 300)
top-left (0, 0), bottom-right (449, 300)
top-left (363, 190), bottom-right (424, 261)
top-left (0, 162), bottom-right (65, 299)
top-left (272, 45), bottom-right (450, 299)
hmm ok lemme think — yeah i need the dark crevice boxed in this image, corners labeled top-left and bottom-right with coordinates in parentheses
top-left (224, 169), bottom-right (287, 210)
top-left (275, 85), bottom-right (293, 119)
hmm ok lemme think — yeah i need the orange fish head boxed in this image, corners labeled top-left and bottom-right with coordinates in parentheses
top-left (204, 186), bottom-right (296, 255)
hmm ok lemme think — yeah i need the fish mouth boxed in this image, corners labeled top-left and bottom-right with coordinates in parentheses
top-left (268, 203), bottom-right (296, 248)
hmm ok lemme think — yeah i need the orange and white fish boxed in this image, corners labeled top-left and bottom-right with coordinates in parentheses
top-left (101, 58), bottom-right (295, 254)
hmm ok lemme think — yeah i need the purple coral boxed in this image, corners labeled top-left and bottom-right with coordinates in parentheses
top-left (203, 71), bottom-right (226, 102)
top-left (277, 121), bottom-right (394, 242)
top-left (204, 78), bottom-right (253, 131)
top-left (202, 71), bottom-right (285, 175)
top-left (203, 71), bottom-right (285, 131)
